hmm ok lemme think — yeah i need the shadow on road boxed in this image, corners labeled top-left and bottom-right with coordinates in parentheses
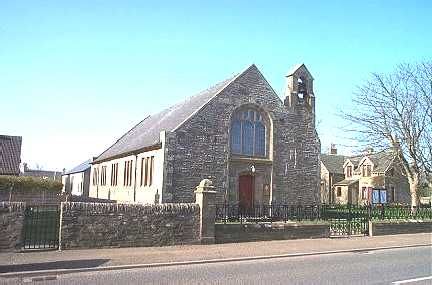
top-left (0, 259), bottom-right (110, 273)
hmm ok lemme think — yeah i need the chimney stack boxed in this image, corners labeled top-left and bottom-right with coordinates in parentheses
top-left (330, 144), bottom-right (337, 155)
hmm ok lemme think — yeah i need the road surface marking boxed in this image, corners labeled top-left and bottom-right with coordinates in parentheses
top-left (392, 276), bottom-right (432, 284)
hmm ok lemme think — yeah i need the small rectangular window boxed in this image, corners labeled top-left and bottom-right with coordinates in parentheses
top-left (337, 187), bottom-right (342, 197)
top-left (124, 161), bottom-right (127, 186)
top-left (100, 166), bottom-right (106, 186)
top-left (347, 166), bottom-right (352, 178)
top-left (149, 156), bottom-right (154, 186)
top-left (92, 168), bottom-right (99, 186)
top-left (128, 160), bottom-right (133, 186)
top-left (111, 164), bottom-right (113, 186)
top-left (366, 165), bottom-right (371, 177)
top-left (140, 158), bottom-right (144, 186)
top-left (116, 163), bottom-right (118, 186)
top-left (127, 161), bottom-right (130, 186)
top-left (144, 158), bottom-right (148, 186)
top-left (111, 163), bottom-right (118, 186)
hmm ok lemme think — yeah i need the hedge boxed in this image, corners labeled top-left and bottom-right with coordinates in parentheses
top-left (0, 175), bottom-right (63, 192)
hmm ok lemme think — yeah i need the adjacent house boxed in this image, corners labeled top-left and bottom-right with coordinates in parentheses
top-left (320, 145), bottom-right (346, 204)
top-left (333, 150), bottom-right (410, 204)
top-left (0, 135), bottom-right (22, 176)
top-left (21, 163), bottom-right (62, 182)
top-left (62, 159), bottom-right (91, 197)
top-left (89, 64), bottom-right (321, 206)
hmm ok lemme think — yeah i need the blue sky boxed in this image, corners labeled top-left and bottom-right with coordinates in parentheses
top-left (1, 0), bottom-right (431, 170)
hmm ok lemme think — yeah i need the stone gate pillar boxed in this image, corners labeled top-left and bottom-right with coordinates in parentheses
top-left (195, 179), bottom-right (217, 244)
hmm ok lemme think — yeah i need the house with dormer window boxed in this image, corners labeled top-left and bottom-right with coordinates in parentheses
top-left (332, 151), bottom-right (410, 205)
top-left (89, 64), bottom-right (321, 206)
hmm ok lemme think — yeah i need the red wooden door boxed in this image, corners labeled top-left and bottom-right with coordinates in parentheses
top-left (239, 175), bottom-right (254, 209)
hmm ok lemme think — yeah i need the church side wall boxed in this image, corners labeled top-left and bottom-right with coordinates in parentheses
top-left (89, 147), bottom-right (164, 204)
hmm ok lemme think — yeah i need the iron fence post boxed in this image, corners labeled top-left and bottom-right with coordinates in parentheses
top-left (348, 203), bottom-right (352, 235)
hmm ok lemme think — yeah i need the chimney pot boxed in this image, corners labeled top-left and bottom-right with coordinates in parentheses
top-left (330, 144), bottom-right (337, 155)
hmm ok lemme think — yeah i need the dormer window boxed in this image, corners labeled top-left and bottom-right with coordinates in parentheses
top-left (362, 164), bottom-right (372, 177)
top-left (346, 165), bottom-right (353, 178)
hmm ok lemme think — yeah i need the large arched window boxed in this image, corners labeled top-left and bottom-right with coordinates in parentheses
top-left (231, 109), bottom-right (266, 157)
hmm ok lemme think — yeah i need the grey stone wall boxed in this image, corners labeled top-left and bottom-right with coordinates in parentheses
top-left (0, 202), bottom-right (25, 252)
top-left (372, 221), bottom-right (432, 236)
top-left (164, 65), bottom-right (320, 205)
top-left (215, 223), bottom-right (329, 243)
top-left (60, 202), bottom-right (200, 249)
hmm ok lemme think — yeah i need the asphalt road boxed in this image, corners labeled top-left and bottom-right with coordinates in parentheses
top-left (4, 246), bottom-right (432, 285)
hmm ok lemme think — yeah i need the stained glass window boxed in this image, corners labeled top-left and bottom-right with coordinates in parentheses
top-left (230, 109), bottom-right (266, 157)
top-left (242, 121), bottom-right (254, 155)
top-left (255, 121), bottom-right (265, 156)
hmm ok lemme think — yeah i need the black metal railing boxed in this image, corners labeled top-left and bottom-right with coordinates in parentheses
top-left (215, 203), bottom-right (432, 224)
top-left (216, 204), bottom-right (323, 224)
top-left (369, 204), bottom-right (432, 220)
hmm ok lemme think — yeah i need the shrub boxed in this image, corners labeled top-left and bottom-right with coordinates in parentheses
top-left (0, 175), bottom-right (63, 192)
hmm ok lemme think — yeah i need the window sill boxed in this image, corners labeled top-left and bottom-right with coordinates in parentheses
top-left (230, 156), bottom-right (272, 164)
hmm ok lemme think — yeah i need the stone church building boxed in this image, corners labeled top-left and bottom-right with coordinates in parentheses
top-left (89, 64), bottom-right (320, 206)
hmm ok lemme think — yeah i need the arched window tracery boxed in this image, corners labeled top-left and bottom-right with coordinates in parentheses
top-left (230, 109), bottom-right (266, 157)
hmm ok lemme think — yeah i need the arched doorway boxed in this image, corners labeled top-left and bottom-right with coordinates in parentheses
top-left (239, 174), bottom-right (254, 209)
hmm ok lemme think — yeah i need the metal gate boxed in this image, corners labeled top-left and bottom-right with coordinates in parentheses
top-left (329, 217), bottom-right (369, 237)
top-left (23, 205), bottom-right (60, 250)
top-left (325, 205), bottom-right (369, 237)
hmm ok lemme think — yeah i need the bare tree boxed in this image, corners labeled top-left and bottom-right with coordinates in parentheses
top-left (344, 61), bottom-right (432, 207)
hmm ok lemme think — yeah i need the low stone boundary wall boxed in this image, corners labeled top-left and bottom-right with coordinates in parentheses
top-left (67, 195), bottom-right (116, 203)
top-left (215, 223), bottom-right (330, 243)
top-left (60, 202), bottom-right (200, 249)
top-left (372, 221), bottom-right (432, 236)
top-left (0, 202), bottom-right (26, 252)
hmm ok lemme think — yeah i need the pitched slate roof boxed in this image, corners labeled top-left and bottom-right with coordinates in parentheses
top-left (0, 135), bottom-right (22, 175)
top-left (345, 151), bottom-right (395, 173)
top-left (64, 159), bottom-right (91, 175)
top-left (94, 66), bottom-right (254, 163)
top-left (345, 155), bottom-right (363, 170)
top-left (320, 154), bottom-right (346, 174)
top-left (366, 151), bottom-right (395, 172)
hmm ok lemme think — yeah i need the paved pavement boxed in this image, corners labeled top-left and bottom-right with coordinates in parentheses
top-left (4, 246), bottom-right (432, 284)
top-left (0, 233), bottom-right (430, 276)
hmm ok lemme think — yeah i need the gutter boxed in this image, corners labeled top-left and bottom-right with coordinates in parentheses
top-left (91, 143), bottom-right (162, 165)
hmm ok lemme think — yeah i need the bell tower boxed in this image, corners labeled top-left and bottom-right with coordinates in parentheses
top-left (284, 64), bottom-right (315, 114)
